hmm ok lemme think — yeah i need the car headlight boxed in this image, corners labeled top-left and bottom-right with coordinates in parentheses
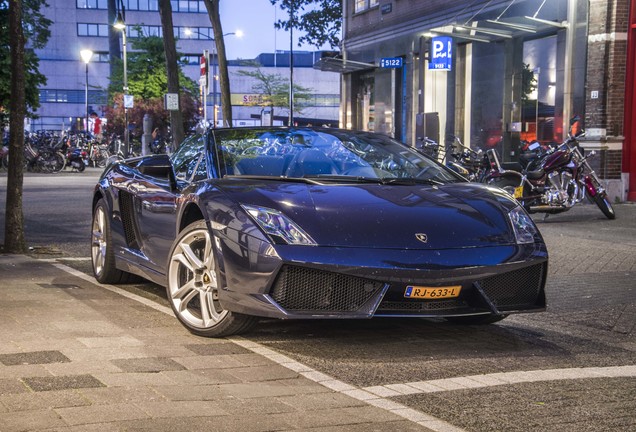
top-left (508, 206), bottom-right (538, 244)
top-left (241, 205), bottom-right (316, 245)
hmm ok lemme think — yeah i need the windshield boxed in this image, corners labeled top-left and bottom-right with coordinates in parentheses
top-left (212, 128), bottom-right (463, 184)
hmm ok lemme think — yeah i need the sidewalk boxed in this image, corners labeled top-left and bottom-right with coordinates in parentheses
top-left (0, 255), bottom-right (439, 432)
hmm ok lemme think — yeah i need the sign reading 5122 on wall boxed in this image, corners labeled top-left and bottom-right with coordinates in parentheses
top-left (429, 36), bottom-right (452, 71)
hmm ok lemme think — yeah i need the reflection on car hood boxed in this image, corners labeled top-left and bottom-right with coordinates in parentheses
top-left (215, 179), bottom-right (521, 249)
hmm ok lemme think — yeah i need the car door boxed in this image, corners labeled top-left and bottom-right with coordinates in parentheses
top-left (134, 135), bottom-right (206, 274)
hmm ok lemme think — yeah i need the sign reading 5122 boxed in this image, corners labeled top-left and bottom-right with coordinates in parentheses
top-left (380, 57), bottom-right (403, 68)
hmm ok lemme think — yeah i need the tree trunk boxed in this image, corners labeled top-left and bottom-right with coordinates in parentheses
top-left (158, 0), bottom-right (185, 149)
top-left (203, 0), bottom-right (233, 127)
top-left (4, 0), bottom-right (27, 253)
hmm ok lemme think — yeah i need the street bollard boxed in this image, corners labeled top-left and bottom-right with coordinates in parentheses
top-left (142, 114), bottom-right (152, 156)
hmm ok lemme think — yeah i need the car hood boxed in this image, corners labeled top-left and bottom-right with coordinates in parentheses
top-left (213, 179), bottom-right (521, 249)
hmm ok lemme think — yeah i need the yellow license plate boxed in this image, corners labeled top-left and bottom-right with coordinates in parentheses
top-left (404, 285), bottom-right (462, 299)
top-left (513, 186), bottom-right (524, 199)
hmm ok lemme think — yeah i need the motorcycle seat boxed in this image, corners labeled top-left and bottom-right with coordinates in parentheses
top-left (501, 162), bottom-right (524, 172)
top-left (526, 169), bottom-right (544, 180)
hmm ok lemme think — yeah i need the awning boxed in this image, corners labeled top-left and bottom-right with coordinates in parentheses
top-left (313, 57), bottom-right (376, 74)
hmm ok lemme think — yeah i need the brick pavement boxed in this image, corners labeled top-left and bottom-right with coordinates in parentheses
top-left (0, 254), bottom-right (439, 432)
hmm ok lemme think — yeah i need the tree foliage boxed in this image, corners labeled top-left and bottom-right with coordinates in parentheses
top-left (106, 30), bottom-right (199, 139)
top-left (270, 0), bottom-right (342, 49)
top-left (0, 0), bottom-right (51, 121)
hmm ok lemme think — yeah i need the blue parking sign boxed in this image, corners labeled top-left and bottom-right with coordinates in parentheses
top-left (429, 37), bottom-right (452, 71)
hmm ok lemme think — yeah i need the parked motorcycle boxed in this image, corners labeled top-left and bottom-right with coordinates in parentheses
top-left (65, 145), bottom-right (88, 172)
top-left (485, 117), bottom-right (616, 220)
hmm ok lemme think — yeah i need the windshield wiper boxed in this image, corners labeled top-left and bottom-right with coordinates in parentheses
top-left (305, 174), bottom-right (384, 183)
top-left (223, 175), bottom-right (322, 184)
top-left (379, 177), bottom-right (443, 186)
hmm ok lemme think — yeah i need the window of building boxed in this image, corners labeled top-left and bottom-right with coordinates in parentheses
top-left (172, 0), bottom-right (205, 12)
top-left (354, 0), bottom-right (378, 13)
top-left (128, 25), bottom-right (162, 38)
top-left (77, 0), bottom-right (202, 11)
top-left (77, 23), bottom-right (109, 37)
top-left (77, 0), bottom-right (108, 8)
top-left (40, 89), bottom-right (108, 105)
top-left (181, 54), bottom-right (201, 65)
top-left (177, 26), bottom-right (213, 39)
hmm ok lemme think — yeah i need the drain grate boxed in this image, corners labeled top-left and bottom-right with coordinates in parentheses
top-left (21, 374), bottom-right (106, 392)
top-left (0, 350), bottom-right (70, 366)
top-left (37, 283), bottom-right (82, 289)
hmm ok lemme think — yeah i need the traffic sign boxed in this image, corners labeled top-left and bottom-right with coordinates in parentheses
top-left (200, 53), bottom-right (208, 87)
top-left (429, 37), bottom-right (452, 71)
top-left (380, 57), bottom-right (403, 68)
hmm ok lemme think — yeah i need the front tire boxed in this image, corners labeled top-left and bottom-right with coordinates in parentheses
top-left (587, 177), bottom-right (616, 220)
top-left (166, 220), bottom-right (258, 337)
top-left (592, 192), bottom-right (616, 220)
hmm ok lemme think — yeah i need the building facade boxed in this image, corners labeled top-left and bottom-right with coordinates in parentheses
top-left (335, 0), bottom-right (632, 201)
top-left (32, 1), bottom-right (339, 131)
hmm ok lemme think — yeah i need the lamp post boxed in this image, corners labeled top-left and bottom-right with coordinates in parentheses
top-left (185, 29), bottom-right (242, 128)
top-left (80, 49), bottom-right (93, 134)
top-left (114, 12), bottom-right (129, 156)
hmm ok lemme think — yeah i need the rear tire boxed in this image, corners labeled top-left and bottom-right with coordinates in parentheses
top-left (166, 220), bottom-right (258, 337)
top-left (91, 199), bottom-right (136, 284)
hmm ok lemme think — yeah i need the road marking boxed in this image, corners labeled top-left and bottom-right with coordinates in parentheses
top-left (39, 257), bottom-right (91, 262)
top-left (362, 365), bottom-right (636, 397)
top-left (51, 263), bottom-right (173, 316)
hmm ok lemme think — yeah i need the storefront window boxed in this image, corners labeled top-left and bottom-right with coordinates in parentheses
top-left (470, 42), bottom-right (505, 154)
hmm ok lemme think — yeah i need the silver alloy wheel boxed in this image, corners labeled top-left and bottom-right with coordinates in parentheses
top-left (91, 205), bottom-right (107, 277)
top-left (167, 228), bottom-right (228, 329)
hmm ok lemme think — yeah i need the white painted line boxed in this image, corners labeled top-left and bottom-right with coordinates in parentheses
top-left (39, 257), bottom-right (91, 262)
top-left (230, 335), bottom-right (468, 432)
top-left (363, 365), bottom-right (636, 396)
top-left (50, 263), bottom-right (173, 316)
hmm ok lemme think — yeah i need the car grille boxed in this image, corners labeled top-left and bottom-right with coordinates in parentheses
top-left (270, 265), bottom-right (384, 313)
top-left (479, 262), bottom-right (545, 309)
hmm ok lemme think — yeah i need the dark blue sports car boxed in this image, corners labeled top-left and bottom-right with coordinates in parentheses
top-left (91, 127), bottom-right (547, 337)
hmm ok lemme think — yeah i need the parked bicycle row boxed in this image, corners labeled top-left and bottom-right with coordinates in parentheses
top-left (0, 130), bottom-right (147, 173)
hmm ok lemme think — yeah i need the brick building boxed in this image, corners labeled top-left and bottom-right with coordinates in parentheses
top-left (327, 0), bottom-right (633, 201)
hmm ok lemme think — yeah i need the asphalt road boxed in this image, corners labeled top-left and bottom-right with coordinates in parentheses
top-left (1, 168), bottom-right (635, 432)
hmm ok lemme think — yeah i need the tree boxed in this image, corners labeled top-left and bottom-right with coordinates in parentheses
top-left (2, 0), bottom-right (51, 254)
top-left (0, 0), bottom-right (51, 121)
top-left (201, 0), bottom-right (233, 127)
top-left (158, 0), bottom-right (185, 149)
top-left (4, 0), bottom-right (26, 253)
top-left (270, 0), bottom-right (342, 49)
top-left (107, 31), bottom-right (198, 140)
top-left (236, 66), bottom-right (313, 125)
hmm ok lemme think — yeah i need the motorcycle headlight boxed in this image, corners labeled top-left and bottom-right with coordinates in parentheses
top-left (242, 205), bottom-right (316, 246)
top-left (508, 206), bottom-right (538, 244)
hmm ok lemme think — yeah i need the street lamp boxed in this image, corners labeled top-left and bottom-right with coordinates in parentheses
top-left (114, 12), bottom-right (129, 156)
top-left (80, 49), bottom-right (93, 134)
top-left (185, 29), bottom-right (243, 128)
